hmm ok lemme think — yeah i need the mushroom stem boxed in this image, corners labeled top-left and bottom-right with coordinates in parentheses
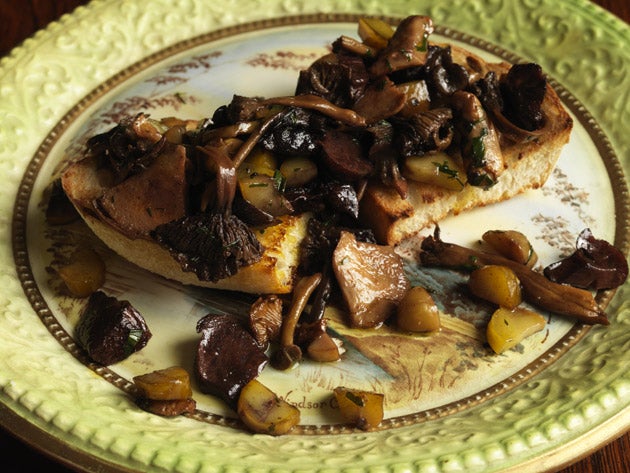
top-left (196, 145), bottom-right (237, 213)
top-left (232, 112), bottom-right (282, 169)
top-left (262, 94), bottom-right (367, 127)
top-left (280, 273), bottom-right (323, 347)
top-left (334, 35), bottom-right (377, 58)
top-left (272, 273), bottom-right (322, 370)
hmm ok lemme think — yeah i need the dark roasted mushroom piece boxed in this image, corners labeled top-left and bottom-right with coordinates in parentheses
top-left (422, 45), bottom-right (470, 100)
top-left (260, 107), bottom-right (324, 156)
top-left (544, 228), bottom-right (629, 290)
top-left (87, 113), bottom-right (166, 183)
top-left (194, 313), bottom-right (268, 406)
top-left (296, 52), bottom-right (369, 108)
top-left (153, 212), bottom-right (263, 282)
top-left (392, 107), bottom-right (454, 157)
top-left (319, 129), bottom-right (373, 181)
top-left (285, 180), bottom-right (361, 221)
top-left (75, 291), bottom-right (152, 366)
top-left (501, 63), bottom-right (547, 131)
top-left (469, 70), bottom-right (546, 144)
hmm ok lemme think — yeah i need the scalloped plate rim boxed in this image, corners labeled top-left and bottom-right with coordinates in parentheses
top-left (1, 1), bottom-right (629, 472)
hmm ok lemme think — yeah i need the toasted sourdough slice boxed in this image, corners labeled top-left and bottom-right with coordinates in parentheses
top-left (61, 145), bottom-right (309, 294)
top-left (359, 46), bottom-right (573, 245)
top-left (61, 24), bottom-right (573, 294)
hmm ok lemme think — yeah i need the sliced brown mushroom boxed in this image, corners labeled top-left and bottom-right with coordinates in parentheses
top-left (352, 76), bottom-right (406, 125)
top-left (544, 228), bottom-right (629, 290)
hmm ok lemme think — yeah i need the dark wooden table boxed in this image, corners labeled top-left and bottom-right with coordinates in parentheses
top-left (1, 1), bottom-right (628, 472)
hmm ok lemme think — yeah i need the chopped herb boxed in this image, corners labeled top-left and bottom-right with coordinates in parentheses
top-left (433, 160), bottom-right (465, 187)
top-left (415, 32), bottom-right (429, 52)
top-left (346, 391), bottom-right (365, 407)
top-left (174, 92), bottom-right (186, 104)
top-left (469, 171), bottom-right (495, 188)
top-left (273, 169), bottom-right (286, 192)
top-left (464, 255), bottom-right (480, 271)
top-left (124, 329), bottom-right (145, 356)
top-left (146, 207), bottom-right (153, 217)
top-left (400, 49), bottom-right (413, 61)
top-left (223, 238), bottom-right (242, 251)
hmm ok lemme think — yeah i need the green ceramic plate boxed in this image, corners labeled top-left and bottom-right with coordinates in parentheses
top-left (1, 0), bottom-right (629, 471)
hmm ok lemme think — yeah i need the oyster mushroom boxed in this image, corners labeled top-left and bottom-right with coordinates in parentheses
top-left (248, 295), bottom-right (284, 348)
top-left (332, 231), bottom-right (410, 328)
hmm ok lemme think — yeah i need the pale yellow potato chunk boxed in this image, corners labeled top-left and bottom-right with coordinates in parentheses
top-left (57, 248), bottom-right (106, 298)
top-left (468, 265), bottom-right (522, 309)
top-left (237, 379), bottom-right (300, 435)
top-left (396, 286), bottom-right (441, 332)
top-left (333, 386), bottom-right (384, 430)
top-left (133, 366), bottom-right (192, 401)
top-left (486, 307), bottom-right (546, 354)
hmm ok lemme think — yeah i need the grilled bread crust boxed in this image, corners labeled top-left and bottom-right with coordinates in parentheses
top-left (62, 202), bottom-right (309, 294)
